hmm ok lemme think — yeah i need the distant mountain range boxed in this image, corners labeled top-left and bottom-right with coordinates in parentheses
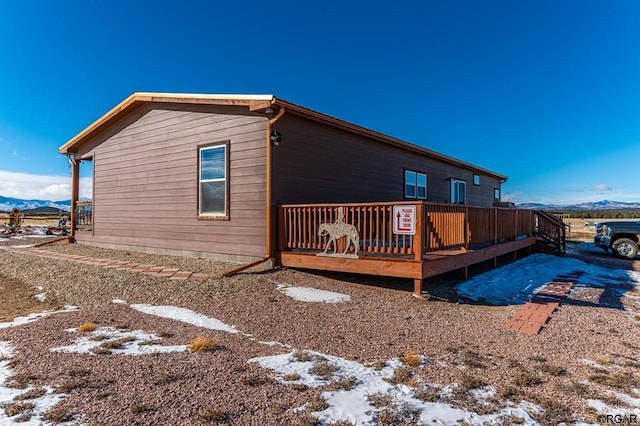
top-left (2, 195), bottom-right (639, 213)
top-left (0, 196), bottom-right (71, 212)
top-left (516, 200), bottom-right (640, 211)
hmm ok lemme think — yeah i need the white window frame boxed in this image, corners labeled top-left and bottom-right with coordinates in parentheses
top-left (198, 144), bottom-right (227, 217)
top-left (405, 170), bottom-right (427, 200)
top-left (450, 178), bottom-right (466, 205)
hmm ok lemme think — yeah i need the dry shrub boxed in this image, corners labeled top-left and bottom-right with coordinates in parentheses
top-left (457, 374), bottom-right (487, 393)
top-left (188, 337), bottom-right (217, 353)
top-left (496, 384), bottom-right (519, 399)
top-left (293, 414), bottom-right (319, 426)
top-left (373, 360), bottom-right (386, 371)
top-left (376, 402), bottom-right (420, 425)
top-left (78, 322), bottom-right (98, 332)
top-left (291, 383), bottom-right (308, 391)
top-left (330, 375), bottom-right (358, 391)
top-left (308, 395), bottom-right (329, 412)
top-left (556, 381), bottom-right (590, 395)
top-left (294, 350), bottom-right (315, 362)
top-left (594, 355), bottom-right (612, 366)
top-left (384, 367), bottom-right (413, 385)
top-left (6, 371), bottom-right (33, 389)
top-left (89, 334), bottom-right (110, 341)
top-left (42, 405), bottom-right (73, 423)
top-left (57, 379), bottom-right (88, 393)
top-left (526, 396), bottom-right (572, 425)
top-left (589, 371), bottom-right (638, 392)
top-left (310, 360), bottom-right (339, 380)
top-left (461, 350), bottom-right (486, 368)
top-left (366, 392), bottom-right (393, 408)
top-left (198, 407), bottom-right (229, 422)
top-left (100, 336), bottom-right (136, 350)
top-left (401, 350), bottom-right (422, 367)
top-left (528, 355), bottom-right (547, 363)
top-left (241, 375), bottom-right (272, 387)
top-left (283, 373), bottom-right (301, 381)
top-left (139, 339), bottom-right (162, 346)
top-left (538, 364), bottom-right (567, 376)
top-left (1, 401), bottom-right (35, 417)
top-left (157, 331), bottom-right (174, 338)
top-left (512, 371), bottom-right (541, 387)
top-left (414, 385), bottom-right (441, 402)
top-left (15, 387), bottom-right (46, 400)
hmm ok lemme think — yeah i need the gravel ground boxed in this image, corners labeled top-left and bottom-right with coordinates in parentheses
top-left (1, 238), bottom-right (640, 425)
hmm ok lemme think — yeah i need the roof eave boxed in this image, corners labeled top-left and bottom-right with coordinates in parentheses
top-left (58, 92), bottom-right (275, 154)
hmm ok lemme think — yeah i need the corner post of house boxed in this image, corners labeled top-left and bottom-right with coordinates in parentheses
top-left (513, 208), bottom-right (518, 260)
top-left (413, 202), bottom-right (425, 296)
top-left (69, 155), bottom-right (80, 240)
top-left (463, 205), bottom-right (469, 252)
top-left (276, 206), bottom-right (286, 265)
top-left (493, 207), bottom-right (498, 268)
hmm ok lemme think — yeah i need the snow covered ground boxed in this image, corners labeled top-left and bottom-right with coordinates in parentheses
top-left (1, 247), bottom-right (639, 424)
top-left (456, 251), bottom-right (640, 305)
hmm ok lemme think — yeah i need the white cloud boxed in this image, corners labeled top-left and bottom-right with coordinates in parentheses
top-left (592, 184), bottom-right (613, 192)
top-left (0, 170), bottom-right (92, 201)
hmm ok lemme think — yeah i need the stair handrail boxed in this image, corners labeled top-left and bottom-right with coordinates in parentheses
top-left (534, 210), bottom-right (567, 254)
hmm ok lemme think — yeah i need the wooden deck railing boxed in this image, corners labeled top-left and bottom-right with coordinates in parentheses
top-left (279, 201), bottom-right (418, 255)
top-left (74, 200), bottom-right (93, 230)
top-left (278, 201), bottom-right (540, 257)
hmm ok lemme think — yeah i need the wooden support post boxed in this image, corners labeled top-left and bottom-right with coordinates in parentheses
top-left (69, 157), bottom-right (80, 239)
top-left (413, 203), bottom-right (425, 297)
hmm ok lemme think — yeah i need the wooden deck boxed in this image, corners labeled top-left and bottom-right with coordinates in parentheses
top-left (276, 202), bottom-right (564, 295)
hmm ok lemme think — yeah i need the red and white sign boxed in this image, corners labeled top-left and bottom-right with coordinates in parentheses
top-left (393, 205), bottom-right (416, 235)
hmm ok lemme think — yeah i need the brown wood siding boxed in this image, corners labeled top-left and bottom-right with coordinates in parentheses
top-left (76, 103), bottom-right (268, 260)
top-left (272, 114), bottom-right (501, 207)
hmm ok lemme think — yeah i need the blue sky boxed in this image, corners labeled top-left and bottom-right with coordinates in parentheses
top-left (0, 0), bottom-right (639, 204)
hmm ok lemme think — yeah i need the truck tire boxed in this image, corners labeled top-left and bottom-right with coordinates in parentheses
top-left (612, 238), bottom-right (638, 259)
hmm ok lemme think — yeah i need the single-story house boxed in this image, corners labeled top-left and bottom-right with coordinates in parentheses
top-left (59, 92), bottom-right (506, 262)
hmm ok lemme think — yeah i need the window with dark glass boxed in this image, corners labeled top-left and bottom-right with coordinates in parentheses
top-left (450, 179), bottom-right (466, 204)
top-left (199, 144), bottom-right (227, 215)
top-left (405, 170), bottom-right (427, 199)
top-left (494, 188), bottom-right (500, 204)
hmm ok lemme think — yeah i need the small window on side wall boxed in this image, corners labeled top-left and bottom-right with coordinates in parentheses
top-left (405, 170), bottom-right (427, 199)
top-left (473, 174), bottom-right (480, 186)
top-left (494, 188), bottom-right (500, 204)
top-left (199, 143), bottom-right (228, 217)
top-left (450, 179), bottom-right (466, 204)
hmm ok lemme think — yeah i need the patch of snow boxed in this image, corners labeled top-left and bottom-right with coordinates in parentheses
top-left (50, 327), bottom-right (187, 355)
top-left (1, 341), bottom-right (72, 425)
top-left (0, 306), bottom-right (78, 329)
top-left (250, 351), bottom-right (540, 425)
top-left (130, 304), bottom-right (239, 334)
top-left (456, 253), bottom-right (640, 305)
top-left (276, 284), bottom-right (350, 303)
top-left (34, 293), bottom-right (46, 302)
top-left (111, 299), bottom-right (127, 304)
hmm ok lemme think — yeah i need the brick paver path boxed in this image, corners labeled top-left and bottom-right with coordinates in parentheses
top-left (503, 271), bottom-right (585, 335)
top-left (5, 247), bottom-right (208, 282)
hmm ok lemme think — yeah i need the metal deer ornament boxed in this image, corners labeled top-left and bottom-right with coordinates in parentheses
top-left (317, 208), bottom-right (360, 258)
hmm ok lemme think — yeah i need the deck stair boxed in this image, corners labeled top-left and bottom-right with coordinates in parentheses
top-left (534, 210), bottom-right (567, 255)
